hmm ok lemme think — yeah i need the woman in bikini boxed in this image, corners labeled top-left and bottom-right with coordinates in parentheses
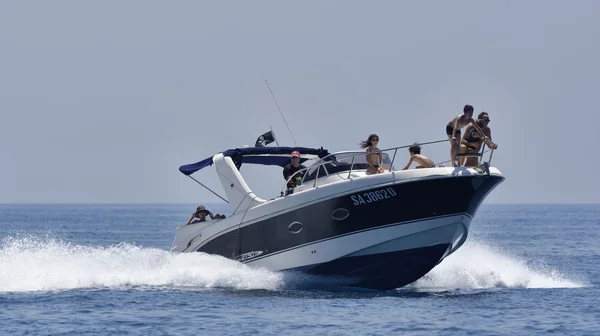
top-left (459, 112), bottom-right (495, 167)
top-left (360, 134), bottom-right (384, 174)
top-left (446, 105), bottom-right (496, 166)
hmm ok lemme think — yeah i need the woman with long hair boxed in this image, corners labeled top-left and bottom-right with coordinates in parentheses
top-left (360, 134), bottom-right (384, 174)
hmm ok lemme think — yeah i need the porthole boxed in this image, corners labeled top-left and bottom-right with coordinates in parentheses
top-left (331, 208), bottom-right (350, 221)
top-left (288, 221), bottom-right (303, 234)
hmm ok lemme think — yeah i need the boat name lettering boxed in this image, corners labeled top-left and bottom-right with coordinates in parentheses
top-left (238, 250), bottom-right (264, 261)
top-left (350, 188), bottom-right (397, 206)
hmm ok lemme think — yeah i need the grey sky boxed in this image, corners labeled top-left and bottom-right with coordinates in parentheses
top-left (1, 0), bottom-right (599, 204)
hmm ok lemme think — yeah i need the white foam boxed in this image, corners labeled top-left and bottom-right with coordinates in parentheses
top-left (411, 241), bottom-right (586, 290)
top-left (0, 235), bottom-right (284, 293)
top-left (0, 236), bottom-right (586, 293)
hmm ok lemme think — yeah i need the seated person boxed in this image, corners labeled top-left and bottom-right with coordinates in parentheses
top-left (403, 144), bottom-right (435, 170)
top-left (360, 134), bottom-right (384, 174)
top-left (186, 205), bottom-right (226, 225)
top-left (283, 151), bottom-right (306, 188)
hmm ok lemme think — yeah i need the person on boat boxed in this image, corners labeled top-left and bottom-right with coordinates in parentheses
top-left (283, 151), bottom-right (306, 188)
top-left (402, 144), bottom-right (435, 170)
top-left (446, 105), bottom-right (496, 166)
top-left (360, 134), bottom-right (384, 174)
top-left (185, 205), bottom-right (226, 225)
top-left (459, 112), bottom-right (496, 167)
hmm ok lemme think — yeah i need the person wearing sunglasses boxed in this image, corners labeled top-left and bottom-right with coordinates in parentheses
top-left (185, 205), bottom-right (226, 225)
top-left (360, 134), bottom-right (384, 174)
top-left (446, 105), bottom-right (496, 166)
top-left (459, 112), bottom-right (497, 167)
top-left (283, 151), bottom-right (307, 189)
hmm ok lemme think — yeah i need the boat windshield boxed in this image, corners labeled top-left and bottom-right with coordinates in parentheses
top-left (302, 151), bottom-right (394, 184)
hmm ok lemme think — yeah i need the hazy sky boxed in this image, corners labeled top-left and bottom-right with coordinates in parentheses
top-left (2, 0), bottom-right (599, 204)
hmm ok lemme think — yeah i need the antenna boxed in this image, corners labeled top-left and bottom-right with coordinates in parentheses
top-left (265, 80), bottom-right (298, 146)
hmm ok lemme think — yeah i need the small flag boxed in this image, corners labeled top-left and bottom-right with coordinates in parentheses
top-left (255, 130), bottom-right (276, 147)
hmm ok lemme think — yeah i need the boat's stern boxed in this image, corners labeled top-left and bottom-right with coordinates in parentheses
top-left (170, 222), bottom-right (212, 252)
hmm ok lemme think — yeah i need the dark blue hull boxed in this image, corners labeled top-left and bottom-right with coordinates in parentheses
top-left (295, 243), bottom-right (451, 290)
top-left (196, 174), bottom-right (504, 290)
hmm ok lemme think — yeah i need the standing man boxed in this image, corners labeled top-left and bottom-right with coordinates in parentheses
top-left (446, 105), bottom-right (496, 166)
top-left (283, 151), bottom-right (306, 188)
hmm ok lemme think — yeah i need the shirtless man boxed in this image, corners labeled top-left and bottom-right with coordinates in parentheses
top-left (402, 144), bottom-right (435, 170)
top-left (446, 105), bottom-right (496, 166)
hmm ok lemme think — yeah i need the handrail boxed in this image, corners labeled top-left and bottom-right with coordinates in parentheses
top-left (452, 139), bottom-right (496, 167)
top-left (438, 148), bottom-right (495, 167)
top-left (347, 156), bottom-right (356, 179)
top-left (388, 148), bottom-right (398, 173)
top-left (313, 138), bottom-right (451, 165)
top-left (279, 137), bottom-right (496, 197)
top-left (281, 166), bottom-right (312, 196)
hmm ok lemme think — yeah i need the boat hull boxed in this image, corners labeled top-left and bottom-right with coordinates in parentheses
top-left (249, 214), bottom-right (469, 289)
top-left (189, 173), bottom-right (503, 289)
top-left (303, 243), bottom-right (451, 290)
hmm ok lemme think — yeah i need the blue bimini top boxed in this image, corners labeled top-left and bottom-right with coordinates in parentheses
top-left (178, 146), bottom-right (329, 176)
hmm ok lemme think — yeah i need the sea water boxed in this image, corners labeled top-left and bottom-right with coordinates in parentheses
top-left (0, 204), bottom-right (598, 335)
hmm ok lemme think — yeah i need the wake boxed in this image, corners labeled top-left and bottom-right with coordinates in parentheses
top-left (411, 241), bottom-right (585, 290)
top-left (0, 235), bottom-right (585, 293)
top-left (0, 235), bottom-right (283, 293)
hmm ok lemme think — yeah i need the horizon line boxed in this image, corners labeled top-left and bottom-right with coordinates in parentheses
top-left (1, 202), bottom-right (599, 206)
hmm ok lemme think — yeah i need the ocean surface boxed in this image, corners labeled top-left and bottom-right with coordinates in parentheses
top-left (0, 204), bottom-right (598, 335)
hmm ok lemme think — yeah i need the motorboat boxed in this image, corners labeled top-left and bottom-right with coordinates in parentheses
top-left (171, 141), bottom-right (504, 290)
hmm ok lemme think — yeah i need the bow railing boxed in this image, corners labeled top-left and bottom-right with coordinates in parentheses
top-left (281, 138), bottom-right (496, 196)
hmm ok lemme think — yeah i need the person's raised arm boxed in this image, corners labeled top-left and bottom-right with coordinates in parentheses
top-left (185, 213), bottom-right (196, 225)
